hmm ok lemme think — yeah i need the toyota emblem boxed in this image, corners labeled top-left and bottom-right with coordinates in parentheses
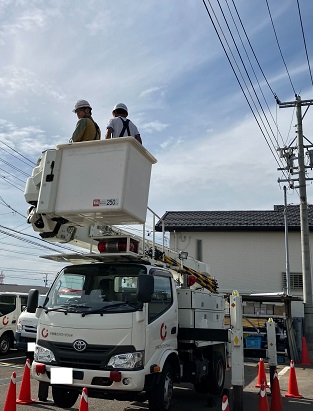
top-left (73, 339), bottom-right (87, 352)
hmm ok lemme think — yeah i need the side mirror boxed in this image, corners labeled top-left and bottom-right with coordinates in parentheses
top-left (27, 289), bottom-right (39, 313)
top-left (137, 274), bottom-right (154, 303)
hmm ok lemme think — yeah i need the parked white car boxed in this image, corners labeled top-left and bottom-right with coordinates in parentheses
top-left (15, 295), bottom-right (46, 356)
top-left (0, 292), bottom-right (28, 355)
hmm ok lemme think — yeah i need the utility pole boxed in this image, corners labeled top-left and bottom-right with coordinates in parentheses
top-left (283, 186), bottom-right (291, 296)
top-left (278, 95), bottom-right (313, 352)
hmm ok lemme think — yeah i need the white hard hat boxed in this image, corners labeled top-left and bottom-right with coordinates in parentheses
top-left (72, 99), bottom-right (92, 113)
top-left (113, 103), bottom-right (128, 114)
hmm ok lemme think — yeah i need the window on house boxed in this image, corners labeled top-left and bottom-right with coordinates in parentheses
top-left (282, 272), bottom-right (303, 290)
top-left (196, 239), bottom-right (202, 262)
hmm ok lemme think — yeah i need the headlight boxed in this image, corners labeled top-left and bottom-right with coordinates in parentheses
top-left (16, 323), bottom-right (23, 333)
top-left (107, 351), bottom-right (144, 369)
top-left (34, 345), bottom-right (56, 363)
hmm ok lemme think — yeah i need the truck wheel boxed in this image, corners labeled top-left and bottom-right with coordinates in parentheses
top-left (208, 351), bottom-right (225, 396)
top-left (52, 386), bottom-right (79, 408)
top-left (148, 362), bottom-right (174, 411)
top-left (0, 335), bottom-right (11, 355)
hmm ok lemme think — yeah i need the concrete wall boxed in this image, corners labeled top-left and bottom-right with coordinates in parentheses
top-left (170, 230), bottom-right (309, 296)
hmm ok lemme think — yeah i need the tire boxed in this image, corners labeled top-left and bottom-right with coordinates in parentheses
top-left (0, 335), bottom-right (11, 355)
top-left (52, 386), bottom-right (79, 408)
top-left (208, 351), bottom-right (225, 396)
top-left (148, 362), bottom-right (174, 411)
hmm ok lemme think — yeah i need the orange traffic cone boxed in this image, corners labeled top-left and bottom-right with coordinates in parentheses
top-left (258, 381), bottom-right (269, 411)
top-left (221, 394), bottom-right (230, 411)
top-left (255, 358), bottom-right (269, 388)
top-left (16, 358), bottom-right (36, 404)
top-left (270, 370), bottom-right (283, 411)
top-left (3, 372), bottom-right (16, 411)
top-left (301, 336), bottom-right (311, 365)
top-left (285, 360), bottom-right (303, 398)
top-left (79, 387), bottom-right (88, 411)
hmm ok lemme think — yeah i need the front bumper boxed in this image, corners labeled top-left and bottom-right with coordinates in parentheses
top-left (15, 332), bottom-right (35, 351)
top-left (31, 361), bottom-right (148, 392)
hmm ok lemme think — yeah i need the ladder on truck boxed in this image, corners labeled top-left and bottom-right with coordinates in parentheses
top-left (39, 208), bottom-right (219, 294)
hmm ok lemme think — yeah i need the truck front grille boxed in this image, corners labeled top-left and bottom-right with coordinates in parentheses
top-left (45, 341), bottom-right (136, 370)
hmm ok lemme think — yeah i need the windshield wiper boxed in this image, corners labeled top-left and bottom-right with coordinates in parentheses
top-left (44, 304), bottom-right (91, 314)
top-left (82, 302), bottom-right (140, 316)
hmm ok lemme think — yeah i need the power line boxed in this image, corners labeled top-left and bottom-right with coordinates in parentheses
top-left (0, 157), bottom-right (29, 177)
top-left (0, 174), bottom-right (24, 191)
top-left (0, 167), bottom-right (25, 184)
top-left (201, 0), bottom-right (287, 175)
top-left (265, 0), bottom-right (296, 95)
top-left (228, 0), bottom-right (285, 146)
top-left (0, 134), bottom-right (36, 166)
top-left (216, 0), bottom-right (282, 150)
top-left (296, 0), bottom-right (313, 89)
top-left (0, 196), bottom-right (26, 218)
top-left (230, 0), bottom-right (276, 98)
top-left (0, 144), bottom-right (35, 168)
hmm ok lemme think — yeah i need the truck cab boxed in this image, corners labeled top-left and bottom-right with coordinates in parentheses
top-left (29, 262), bottom-right (181, 409)
top-left (15, 294), bottom-right (46, 357)
top-left (0, 292), bottom-right (28, 355)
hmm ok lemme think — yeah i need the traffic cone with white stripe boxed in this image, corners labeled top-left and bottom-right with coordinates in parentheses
top-left (258, 381), bottom-right (269, 411)
top-left (270, 370), bottom-right (283, 411)
top-left (285, 360), bottom-right (303, 398)
top-left (79, 387), bottom-right (88, 411)
top-left (221, 395), bottom-right (229, 411)
top-left (4, 372), bottom-right (16, 411)
top-left (16, 358), bottom-right (36, 404)
top-left (255, 358), bottom-right (269, 388)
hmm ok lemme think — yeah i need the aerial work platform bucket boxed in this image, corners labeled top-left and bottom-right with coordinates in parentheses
top-left (24, 138), bottom-right (157, 229)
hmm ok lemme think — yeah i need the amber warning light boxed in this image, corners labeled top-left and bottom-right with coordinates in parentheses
top-left (97, 239), bottom-right (138, 253)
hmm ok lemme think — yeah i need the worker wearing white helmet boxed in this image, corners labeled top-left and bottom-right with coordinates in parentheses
top-left (105, 103), bottom-right (142, 144)
top-left (70, 99), bottom-right (101, 143)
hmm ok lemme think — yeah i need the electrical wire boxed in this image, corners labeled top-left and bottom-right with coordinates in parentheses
top-left (265, 0), bottom-right (296, 95)
top-left (0, 157), bottom-right (29, 177)
top-left (0, 167), bottom-right (25, 184)
top-left (216, 0), bottom-right (282, 153)
top-left (0, 144), bottom-right (35, 168)
top-left (228, 0), bottom-right (284, 146)
top-left (296, 0), bottom-right (313, 89)
top-left (0, 175), bottom-right (24, 191)
top-left (0, 135), bottom-right (36, 166)
top-left (201, 0), bottom-right (288, 176)
top-left (230, 0), bottom-right (276, 97)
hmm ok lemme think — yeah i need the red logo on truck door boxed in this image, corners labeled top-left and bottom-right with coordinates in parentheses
top-left (2, 316), bottom-right (9, 326)
top-left (41, 328), bottom-right (49, 338)
top-left (160, 323), bottom-right (167, 341)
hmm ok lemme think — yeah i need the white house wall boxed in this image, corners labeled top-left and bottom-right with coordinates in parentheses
top-left (170, 230), bottom-right (312, 296)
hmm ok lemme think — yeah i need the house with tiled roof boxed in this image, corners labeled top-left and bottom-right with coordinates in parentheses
top-left (156, 205), bottom-right (313, 301)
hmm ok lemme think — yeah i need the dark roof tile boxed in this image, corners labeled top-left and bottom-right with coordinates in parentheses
top-left (155, 205), bottom-right (313, 232)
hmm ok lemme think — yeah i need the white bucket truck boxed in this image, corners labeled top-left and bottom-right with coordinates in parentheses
top-left (25, 138), bottom-right (228, 411)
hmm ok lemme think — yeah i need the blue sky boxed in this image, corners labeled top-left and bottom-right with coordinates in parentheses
top-left (0, 0), bottom-right (313, 286)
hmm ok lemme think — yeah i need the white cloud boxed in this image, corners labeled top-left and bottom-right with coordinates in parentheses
top-left (0, 66), bottom-right (66, 100)
top-left (140, 87), bottom-right (166, 98)
top-left (141, 121), bottom-right (169, 134)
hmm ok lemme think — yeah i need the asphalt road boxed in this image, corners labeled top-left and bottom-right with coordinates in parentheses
top-left (1, 350), bottom-right (313, 410)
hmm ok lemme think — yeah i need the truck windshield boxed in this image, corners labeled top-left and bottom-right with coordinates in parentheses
top-left (45, 264), bottom-right (147, 314)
